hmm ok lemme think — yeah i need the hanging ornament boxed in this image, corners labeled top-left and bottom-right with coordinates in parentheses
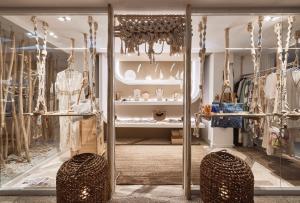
top-left (32, 16), bottom-right (49, 114)
top-left (115, 15), bottom-right (186, 63)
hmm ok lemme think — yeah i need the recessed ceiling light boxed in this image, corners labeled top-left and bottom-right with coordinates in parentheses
top-left (264, 16), bottom-right (280, 22)
top-left (53, 35), bottom-right (58, 39)
top-left (57, 16), bottom-right (72, 22)
top-left (49, 32), bottom-right (55, 36)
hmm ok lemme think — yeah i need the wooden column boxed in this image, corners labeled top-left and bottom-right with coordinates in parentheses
top-left (183, 4), bottom-right (192, 200)
top-left (107, 3), bottom-right (116, 194)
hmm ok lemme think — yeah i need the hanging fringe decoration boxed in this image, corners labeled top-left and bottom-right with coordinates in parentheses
top-left (115, 15), bottom-right (186, 63)
top-left (87, 16), bottom-right (102, 137)
top-left (83, 33), bottom-right (89, 88)
top-left (194, 16), bottom-right (207, 137)
top-left (32, 16), bottom-right (49, 114)
top-left (273, 16), bottom-right (295, 127)
top-left (247, 16), bottom-right (264, 114)
top-left (294, 30), bottom-right (300, 67)
top-left (223, 27), bottom-right (231, 88)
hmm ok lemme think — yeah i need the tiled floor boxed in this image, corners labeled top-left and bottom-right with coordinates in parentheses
top-left (1, 185), bottom-right (300, 203)
top-left (1, 195), bottom-right (300, 202)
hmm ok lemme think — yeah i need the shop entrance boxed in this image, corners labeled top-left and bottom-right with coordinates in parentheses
top-left (106, 7), bottom-right (194, 198)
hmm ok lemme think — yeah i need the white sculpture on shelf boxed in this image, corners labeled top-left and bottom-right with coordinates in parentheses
top-left (133, 89), bottom-right (141, 101)
top-left (155, 88), bottom-right (164, 101)
top-left (124, 70), bottom-right (136, 81)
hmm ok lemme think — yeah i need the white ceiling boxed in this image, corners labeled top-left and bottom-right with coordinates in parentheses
top-left (4, 15), bottom-right (107, 53)
top-left (4, 14), bottom-right (300, 58)
top-left (0, 0), bottom-right (300, 10)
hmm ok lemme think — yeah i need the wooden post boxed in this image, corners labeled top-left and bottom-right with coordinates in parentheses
top-left (12, 42), bottom-right (21, 155)
top-left (0, 30), bottom-right (4, 164)
top-left (26, 54), bottom-right (33, 146)
top-left (184, 4), bottom-right (192, 200)
top-left (107, 3), bottom-right (116, 194)
top-left (19, 40), bottom-right (30, 162)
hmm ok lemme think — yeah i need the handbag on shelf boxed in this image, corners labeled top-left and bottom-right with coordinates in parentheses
top-left (211, 86), bottom-right (244, 128)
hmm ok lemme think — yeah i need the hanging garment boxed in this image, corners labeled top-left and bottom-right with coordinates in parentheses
top-left (264, 72), bottom-right (277, 100)
top-left (262, 73), bottom-right (278, 153)
top-left (287, 69), bottom-right (300, 128)
top-left (56, 69), bottom-right (83, 151)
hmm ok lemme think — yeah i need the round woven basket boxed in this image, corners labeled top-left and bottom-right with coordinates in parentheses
top-left (200, 151), bottom-right (254, 203)
top-left (56, 153), bottom-right (110, 203)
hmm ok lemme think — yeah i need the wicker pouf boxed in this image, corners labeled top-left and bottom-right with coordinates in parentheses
top-left (200, 151), bottom-right (254, 203)
top-left (56, 153), bottom-right (110, 203)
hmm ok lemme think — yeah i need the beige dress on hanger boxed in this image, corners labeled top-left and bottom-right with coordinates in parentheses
top-left (286, 69), bottom-right (300, 154)
top-left (56, 69), bottom-right (83, 151)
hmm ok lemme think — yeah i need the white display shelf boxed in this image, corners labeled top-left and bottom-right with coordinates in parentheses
top-left (115, 120), bottom-right (205, 128)
top-left (115, 100), bottom-right (183, 106)
top-left (120, 79), bottom-right (182, 86)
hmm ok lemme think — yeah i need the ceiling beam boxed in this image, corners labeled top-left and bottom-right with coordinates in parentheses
top-left (192, 7), bottom-right (300, 15)
top-left (0, 7), bottom-right (108, 15)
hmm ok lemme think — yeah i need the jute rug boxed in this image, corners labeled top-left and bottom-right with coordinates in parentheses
top-left (116, 145), bottom-right (207, 185)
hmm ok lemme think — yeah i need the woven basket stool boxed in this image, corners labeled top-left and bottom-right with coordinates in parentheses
top-left (56, 153), bottom-right (110, 203)
top-left (200, 151), bottom-right (254, 203)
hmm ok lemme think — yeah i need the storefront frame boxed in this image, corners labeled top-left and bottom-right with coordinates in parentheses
top-left (0, 4), bottom-right (300, 200)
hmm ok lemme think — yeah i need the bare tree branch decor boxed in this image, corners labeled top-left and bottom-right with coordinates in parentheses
top-left (115, 15), bottom-right (186, 62)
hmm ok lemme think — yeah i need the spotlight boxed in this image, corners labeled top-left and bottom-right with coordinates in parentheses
top-left (58, 16), bottom-right (72, 22)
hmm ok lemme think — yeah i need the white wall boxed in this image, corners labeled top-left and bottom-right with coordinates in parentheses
top-left (201, 52), bottom-right (234, 148)
top-left (201, 51), bottom-right (276, 148)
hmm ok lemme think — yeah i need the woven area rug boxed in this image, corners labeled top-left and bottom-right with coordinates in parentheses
top-left (110, 196), bottom-right (169, 203)
top-left (116, 145), bottom-right (207, 185)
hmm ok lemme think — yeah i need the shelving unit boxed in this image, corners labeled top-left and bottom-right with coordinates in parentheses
top-left (117, 79), bottom-right (183, 86)
top-left (115, 100), bottom-right (183, 106)
top-left (115, 119), bottom-right (205, 128)
top-left (112, 60), bottom-right (204, 130)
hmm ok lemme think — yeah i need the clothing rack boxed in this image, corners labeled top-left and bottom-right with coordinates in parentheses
top-left (195, 112), bottom-right (300, 118)
top-left (240, 62), bottom-right (296, 79)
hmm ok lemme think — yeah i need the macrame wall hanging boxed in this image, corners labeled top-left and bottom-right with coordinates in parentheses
top-left (87, 16), bottom-right (102, 136)
top-left (273, 16), bottom-right (295, 127)
top-left (194, 16), bottom-right (207, 137)
top-left (115, 15), bottom-right (186, 63)
top-left (32, 16), bottom-right (49, 114)
top-left (247, 16), bottom-right (263, 114)
top-left (88, 16), bottom-right (98, 109)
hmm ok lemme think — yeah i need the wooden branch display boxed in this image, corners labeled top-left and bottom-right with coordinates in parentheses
top-left (19, 40), bottom-right (30, 161)
top-left (2, 32), bottom-right (15, 129)
top-left (11, 40), bottom-right (21, 155)
top-left (0, 28), bottom-right (4, 164)
top-left (115, 15), bottom-right (186, 62)
top-left (26, 54), bottom-right (33, 146)
top-left (3, 32), bottom-right (16, 160)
